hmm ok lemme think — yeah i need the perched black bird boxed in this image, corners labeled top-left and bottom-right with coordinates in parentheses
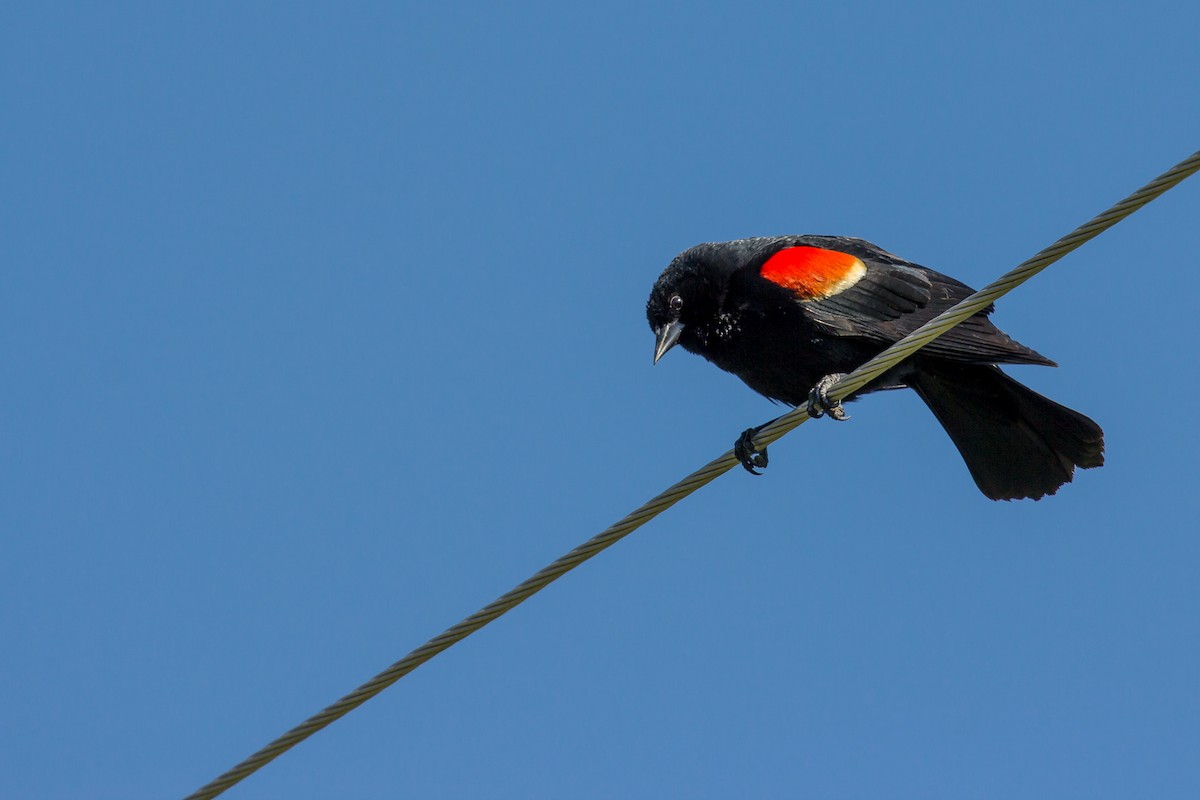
top-left (646, 235), bottom-right (1104, 501)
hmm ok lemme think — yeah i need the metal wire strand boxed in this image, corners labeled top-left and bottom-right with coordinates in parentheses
top-left (184, 150), bottom-right (1200, 800)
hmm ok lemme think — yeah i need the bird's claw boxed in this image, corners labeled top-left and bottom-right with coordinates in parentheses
top-left (807, 373), bottom-right (850, 421)
top-left (734, 427), bottom-right (769, 475)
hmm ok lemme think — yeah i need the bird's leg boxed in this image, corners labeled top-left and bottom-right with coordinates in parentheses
top-left (734, 420), bottom-right (777, 475)
top-left (807, 373), bottom-right (850, 421)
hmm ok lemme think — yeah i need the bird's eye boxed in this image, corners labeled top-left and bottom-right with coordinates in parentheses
top-left (669, 294), bottom-right (683, 311)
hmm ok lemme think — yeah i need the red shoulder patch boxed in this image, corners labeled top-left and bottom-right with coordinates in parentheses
top-left (760, 246), bottom-right (867, 300)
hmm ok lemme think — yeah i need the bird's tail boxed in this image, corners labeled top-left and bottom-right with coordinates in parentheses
top-left (908, 362), bottom-right (1104, 501)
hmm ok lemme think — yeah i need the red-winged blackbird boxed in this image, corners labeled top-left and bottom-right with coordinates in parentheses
top-left (646, 235), bottom-right (1104, 501)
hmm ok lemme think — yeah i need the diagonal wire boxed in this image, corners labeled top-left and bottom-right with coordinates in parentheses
top-left (184, 150), bottom-right (1200, 800)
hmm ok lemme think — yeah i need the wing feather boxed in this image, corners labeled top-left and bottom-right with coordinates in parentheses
top-left (772, 236), bottom-right (1054, 366)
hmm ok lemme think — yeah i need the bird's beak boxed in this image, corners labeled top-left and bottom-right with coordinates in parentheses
top-left (653, 320), bottom-right (685, 364)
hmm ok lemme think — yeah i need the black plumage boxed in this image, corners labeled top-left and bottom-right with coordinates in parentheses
top-left (646, 235), bottom-right (1104, 501)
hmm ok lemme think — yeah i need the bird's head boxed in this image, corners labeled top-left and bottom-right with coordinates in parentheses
top-left (647, 239), bottom-right (790, 363)
top-left (645, 244), bottom-right (739, 363)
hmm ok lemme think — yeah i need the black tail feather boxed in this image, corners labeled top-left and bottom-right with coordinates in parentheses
top-left (909, 363), bottom-right (1104, 501)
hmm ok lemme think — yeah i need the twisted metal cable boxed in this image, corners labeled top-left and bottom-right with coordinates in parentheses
top-left (185, 150), bottom-right (1199, 800)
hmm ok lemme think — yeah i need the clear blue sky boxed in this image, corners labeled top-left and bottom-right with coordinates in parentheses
top-left (4, 3), bottom-right (1198, 798)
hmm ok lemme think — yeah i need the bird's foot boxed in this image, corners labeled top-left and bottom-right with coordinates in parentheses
top-left (734, 426), bottom-right (769, 475)
top-left (807, 373), bottom-right (850, 421)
